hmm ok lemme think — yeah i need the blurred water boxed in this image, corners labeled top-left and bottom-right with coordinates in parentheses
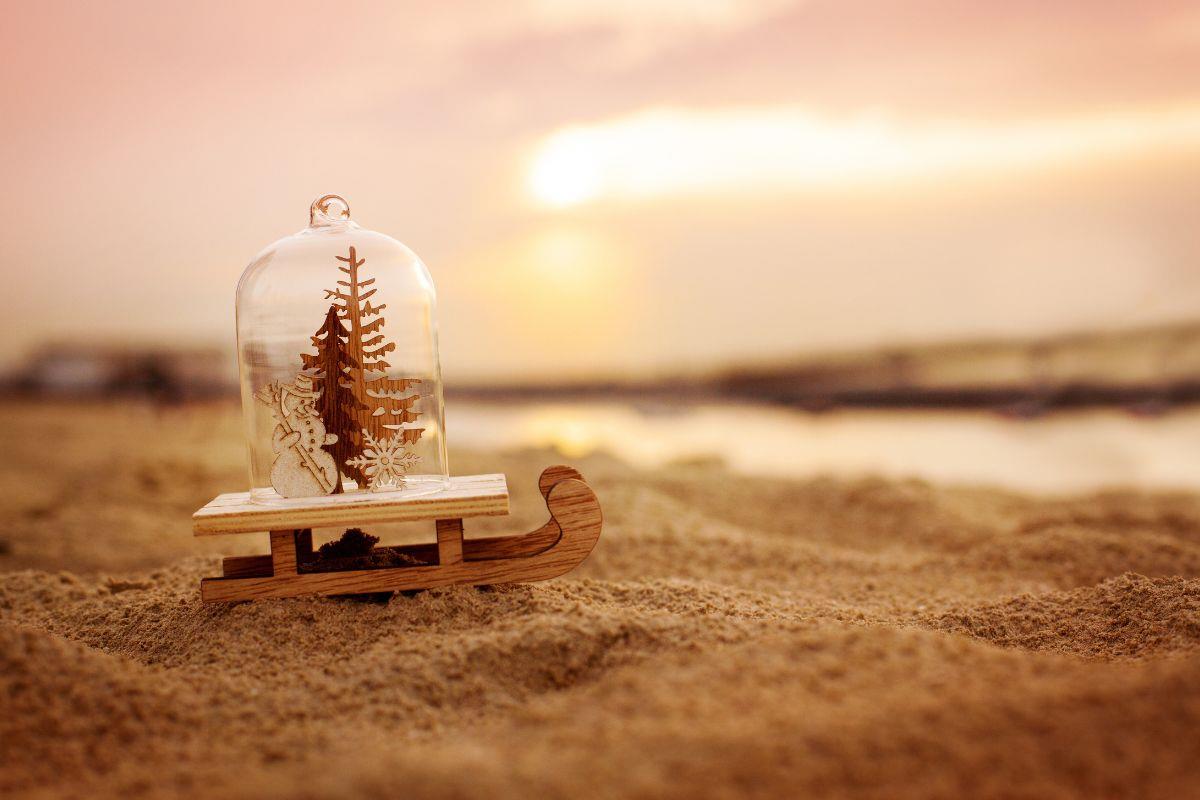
top-left (448, 400), bottom-right (1200, 494)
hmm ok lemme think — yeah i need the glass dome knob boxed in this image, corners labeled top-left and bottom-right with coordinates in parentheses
top-left (310, 194), bottom-right (352, 226)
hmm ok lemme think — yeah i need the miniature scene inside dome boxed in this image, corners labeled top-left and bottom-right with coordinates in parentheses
top-left (236, 195), bottom-right (449, 501)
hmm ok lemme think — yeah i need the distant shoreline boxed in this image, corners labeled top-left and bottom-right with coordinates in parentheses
top-left (6, 319), bottom-right (1200, 415)
top-left (448, 380), bottom-right (1200, 416)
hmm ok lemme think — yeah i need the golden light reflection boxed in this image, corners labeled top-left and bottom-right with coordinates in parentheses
top-left (528, 414), bottom-right (600, 459)
top-left (525, 228), bottom-right (608, 292)
top-left (448, 227), bottom-right (639, 377)
top-left (528, 104), bottom-right (1200, 207)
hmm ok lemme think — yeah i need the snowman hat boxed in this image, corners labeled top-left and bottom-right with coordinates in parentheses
top-left (284, 373), bottom-right (320, 399)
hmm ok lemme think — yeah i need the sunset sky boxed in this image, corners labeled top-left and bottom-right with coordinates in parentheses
top-left (2, 0), bottom-right (1199, 381)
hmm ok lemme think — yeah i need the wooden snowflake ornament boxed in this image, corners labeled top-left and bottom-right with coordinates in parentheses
top-left (345, 429), bottom-right (422, 491)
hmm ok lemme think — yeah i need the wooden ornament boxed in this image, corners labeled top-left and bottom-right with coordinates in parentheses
top-left (286, 246), bottom-right (429, 492)
top-left (254, 374), bottom-right (339, 497)
top-left (300, 305), bottom-right (366, 494)
top-left (193, 465), bottom-right (602, 602)
top-left (344, 428), bottom-right (422, 491)
top-left (324, 247), bottom-right (425, 450)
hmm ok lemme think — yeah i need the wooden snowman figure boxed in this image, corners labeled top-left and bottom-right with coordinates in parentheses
top-left (267, 373), bottom-right (339, 498)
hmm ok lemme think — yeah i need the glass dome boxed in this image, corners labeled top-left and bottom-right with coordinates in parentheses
top-left (236, 195), bottom-right (448, 502)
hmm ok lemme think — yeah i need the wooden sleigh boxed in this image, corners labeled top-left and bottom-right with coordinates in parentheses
top-left (192, 465), bottom-right (602, 602)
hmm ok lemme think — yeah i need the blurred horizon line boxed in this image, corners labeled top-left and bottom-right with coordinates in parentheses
top-left (6, 318), bottom-right (1200, 415)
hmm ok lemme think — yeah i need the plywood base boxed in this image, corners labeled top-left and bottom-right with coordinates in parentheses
top-left (193, 474), bottom-right (510, 535)
top-left (196, 466), bottom-right (601, 602)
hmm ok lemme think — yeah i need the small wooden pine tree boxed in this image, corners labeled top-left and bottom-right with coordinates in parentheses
top-left (300, 304), bottom-right (368, 489)
top-left (323, 246), bottom-right (425, 447)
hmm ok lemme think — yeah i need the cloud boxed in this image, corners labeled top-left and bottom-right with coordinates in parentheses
top-left (528, 103), bottom-right (1200, 205)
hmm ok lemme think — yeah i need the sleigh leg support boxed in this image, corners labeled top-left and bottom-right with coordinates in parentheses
top-left (195, 466), bottom-right (602, 602)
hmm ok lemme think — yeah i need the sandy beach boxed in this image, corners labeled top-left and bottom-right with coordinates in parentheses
top-left (3, 400), bottom-right (1200, 798)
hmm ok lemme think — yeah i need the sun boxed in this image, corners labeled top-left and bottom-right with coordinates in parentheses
top-left (528, 129), bottom-right (602, 208)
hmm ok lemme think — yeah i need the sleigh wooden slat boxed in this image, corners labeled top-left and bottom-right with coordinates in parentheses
top-left (193, 474), bottom-right (509, 535)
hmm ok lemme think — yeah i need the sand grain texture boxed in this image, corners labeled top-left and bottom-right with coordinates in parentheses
top-left (2, 401), bottom-right (1200, 799)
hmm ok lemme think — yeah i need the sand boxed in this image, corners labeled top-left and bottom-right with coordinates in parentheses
top-left (3, 400), bottom-right (1200, 799)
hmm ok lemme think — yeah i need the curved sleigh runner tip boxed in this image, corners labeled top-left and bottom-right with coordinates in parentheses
top-left (193, 466), bottom-right (602, 602)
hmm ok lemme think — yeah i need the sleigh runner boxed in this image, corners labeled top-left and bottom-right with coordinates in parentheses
top-left (193, 465), bottom-right (602, 602)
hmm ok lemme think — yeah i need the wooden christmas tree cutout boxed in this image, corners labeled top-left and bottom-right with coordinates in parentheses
top-left (300, 305), bottom-right (365, 493)
top-left (193, 465), bottom-right (602, 602)
top-left (301, 246), bottom-right (428, 491)
top-left (323, 247), bottom-right (424, 441)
